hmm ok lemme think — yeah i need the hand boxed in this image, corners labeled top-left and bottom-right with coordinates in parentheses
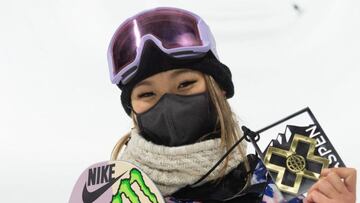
top-left (303, 167), bottom-right (356, 203)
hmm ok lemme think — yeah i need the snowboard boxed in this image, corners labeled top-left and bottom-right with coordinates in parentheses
top-left (69, 160), bottom-right (165, 203)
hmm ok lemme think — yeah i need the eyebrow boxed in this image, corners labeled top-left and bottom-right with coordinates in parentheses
top-left (170, 69), bottom-right (194, 78)
top-left (134, 79), bottom-right (153, 88)
top-left (134, 69), bottom-right (194, 88)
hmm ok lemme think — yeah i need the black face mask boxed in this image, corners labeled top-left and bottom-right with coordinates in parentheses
top-left (132, 91), bottom-right (219, 147)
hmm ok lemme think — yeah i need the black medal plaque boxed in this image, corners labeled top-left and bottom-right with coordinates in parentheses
top-left (252, 107), bottom-right (345, 201)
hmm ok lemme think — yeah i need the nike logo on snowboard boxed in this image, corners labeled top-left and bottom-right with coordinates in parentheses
top-left (82, 171), bottom-right (127, 203)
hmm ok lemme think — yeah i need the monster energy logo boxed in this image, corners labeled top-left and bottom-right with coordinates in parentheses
top-left (111, 168), bottom-right (159, 203)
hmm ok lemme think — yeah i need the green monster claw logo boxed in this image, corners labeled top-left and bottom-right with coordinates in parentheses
top-left (111, 168), bottom-right (159, 203)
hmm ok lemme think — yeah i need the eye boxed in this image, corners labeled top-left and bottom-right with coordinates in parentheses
top-left (178, 80), bottom-right (197, 89)
top-left (137, 92), bottom-right (155, 98)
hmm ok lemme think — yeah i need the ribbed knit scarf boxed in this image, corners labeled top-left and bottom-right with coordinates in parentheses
top-left (119, 128), bottom-right (246, 196)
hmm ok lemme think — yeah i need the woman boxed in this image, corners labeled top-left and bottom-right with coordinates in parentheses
top-left (107, 7), bottom-right (356, 203)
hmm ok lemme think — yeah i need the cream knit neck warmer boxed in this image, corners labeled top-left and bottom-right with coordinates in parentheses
top-left (119, 128), bottom-right (246, 196)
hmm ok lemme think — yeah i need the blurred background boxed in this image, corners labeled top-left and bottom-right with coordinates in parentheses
top-left (0, 0), bottom-right (359, 202)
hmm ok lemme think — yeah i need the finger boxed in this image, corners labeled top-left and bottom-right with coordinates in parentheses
top-left (307, 178), bottom-right (320, 194)
top-left (313, 178), bottom-right (339, 199)
top-left (303, 197), bottom-right (314, 203)
top-left (306, 190), bottom-right (330, 203)
top-left (322, 167), bottom-right (357, 193)
top-left (307, 176), bottom-right (326, 195)
top-left (321, 167), bottom-right (354, 178)
top-left (321, 168), bottom-right (330, 176)
top-left (325, 171), bottom-right (348, 193)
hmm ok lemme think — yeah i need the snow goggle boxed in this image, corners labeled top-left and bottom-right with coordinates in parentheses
top-left (107, 7), bottom-right (219, 85)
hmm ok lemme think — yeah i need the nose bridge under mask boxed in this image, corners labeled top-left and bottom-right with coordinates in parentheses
top-left (134, 91), bottom-right (209, 115)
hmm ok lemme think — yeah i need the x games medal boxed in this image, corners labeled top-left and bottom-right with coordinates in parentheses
top-left (253, 107), bottom-right (345, 201)
top-left (264, 126), bottom-right (330, 197)
top-left (69, 160), bottom-right (165, 203)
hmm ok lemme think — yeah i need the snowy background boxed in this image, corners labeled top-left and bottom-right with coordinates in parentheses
top-left (0, 0), bottom-right (359, 202)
